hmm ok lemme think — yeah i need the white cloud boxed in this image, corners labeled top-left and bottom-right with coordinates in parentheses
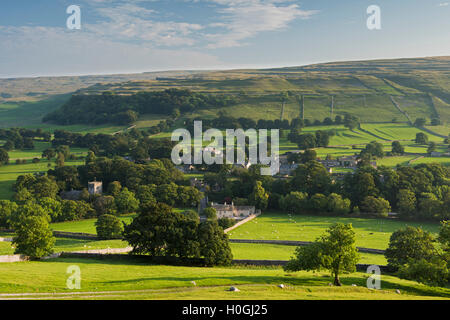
top-left (438, 2), bottom-right (449, 6)
top-left (202, 0), bottom-right (318, 48)
top-left (85, 2), bottom-right (203, 47)
top-left (85, 0), bottom-right (317, 49)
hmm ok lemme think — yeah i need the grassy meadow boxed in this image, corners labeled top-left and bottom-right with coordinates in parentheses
top-left (0, 258), bottom-right (448, 299)
top-left (227, 212), bottom-right (441, 250)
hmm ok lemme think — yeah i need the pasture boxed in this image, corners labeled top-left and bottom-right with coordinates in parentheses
top-left (0, 158), bottom-right (85, 200)
top-left (227, 212), bottom-right (441, 250)
top-left (0, 258), bottom-right (448, 299)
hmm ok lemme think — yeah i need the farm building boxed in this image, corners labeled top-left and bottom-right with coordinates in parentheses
top-left (211, 202), bottom-right (257, 220)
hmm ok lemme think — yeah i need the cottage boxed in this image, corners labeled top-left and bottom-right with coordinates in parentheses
top-left (211, 202), bottom-right (256, 220)
top-left (279, 163), bottom-right (298, 176)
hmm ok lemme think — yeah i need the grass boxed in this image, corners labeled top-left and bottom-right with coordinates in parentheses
top-left (0, 158), bottom-right (85, 200)
top-left (230, 243), bottom-right (387, 265)
top-left (227, 212), bottom-right (441, 250)
top-left (361, 123), bottom-right (443, 142)
top-left (50, 214), bottom-right (137, 234)
top-left (0, 258), bottom-right (448, 299)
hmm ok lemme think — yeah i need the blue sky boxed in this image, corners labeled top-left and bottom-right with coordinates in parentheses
top-left (0, 0), bottom-right (449, 78)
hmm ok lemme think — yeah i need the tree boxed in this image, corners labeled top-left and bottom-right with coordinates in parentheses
top-left (124, 203), bottom-right (177, 256)
top-left (438, 220), bottom-right (450, 252)
top-left (391, 141), bottom-right (405, 155)
top-left (42, 148), bottom-right (56, 160)
top-left (396, 189), bottom-right (416, 216)
top-left (123, 203), bottom-right (201, 260)
top-left (0, 200), bottom-right (18, 229)
top-left (291, 161), bottom-right (331, 195)
top-left (37, 197), bottom-right (62, 222)
top-left (360, 196), bottom-right (391, 217)
top-left (96, 214), bottom-right (124, 240)
top-left (327, 193), bottom-right (351, 215)
top-left (203, 207), bottom-right (217, 220)
top-left (360, 141), bottom-right (384, 159)
top-left (55, 152), bottom-right (65, 167)
top-left (415, 132), bottom-right (429, 145)
top-left (285, 223), bottom-right (359, 286)
top-left (343, 114), bottom-right (360, 131)
top-left (135, 185), bottom-right (157, 212)
top-left (60, 200), bottom-right (95, 222)
top-left (107, 181), bottom-right (122, 197)
top-left (197, 220), bottom-right (233, 266)
top-left (300, 149), bottom-right (317, 163)
top-left (398, 257), bottom-right (449, 287)
top-left (309, 193), bottom-right (328, 213)
top-left (94, 196), bottom-right (117, 216)
top-left (385, 226), bottom-right (436, 269)
top-left (248, 181), bottom-right (268, 210)
top-left (296, 134), bottom-right (316, 150)
top-left (0, 148), bottom-right (9, 166)
top-left (85, 151), bottom-right (96, 164)
top-left (414, 118), bottom-right (427, 127)
top-left (280, 192), bottom-right (308, 214)
top-left (13, 214), bottom-right (55, 259)
top-left (427, 142), bottom-right (437, 154)
top-left (115, 188), bottom-right (139, 214)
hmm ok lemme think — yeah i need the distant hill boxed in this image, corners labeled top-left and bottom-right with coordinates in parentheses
top-left (2, 56), bottom-right (450, 127)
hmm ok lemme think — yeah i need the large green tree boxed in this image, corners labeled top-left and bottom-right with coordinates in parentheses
top-left (285, 223), bottom-right (359, 286)
top-left (385, 226), bottom-right (436, 269)
top-left (13, 214), bottom-right (55, 259)
top-left (249, 181), bottom-right (269, 210)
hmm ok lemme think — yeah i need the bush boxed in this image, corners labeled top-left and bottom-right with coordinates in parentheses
top-left (13, 214), bottom-right (55, 259)
top-left (360, 196), bottom-right (391, 217)
top-left (218, 218), bottom-right (236, 230)
top-left (385, 226), bottom-right (436, 269)
top-left (398, 257), bottom-right (449, 287)
top-left (96, 214), bottom-right (124, 240)
top-left (203, 207), bottom-right (217, 220)
top-left (198, 220), bottom-right (233, 266)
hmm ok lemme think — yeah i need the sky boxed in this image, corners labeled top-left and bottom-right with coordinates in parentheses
top-left (0, 0), bottom-right (449, 78)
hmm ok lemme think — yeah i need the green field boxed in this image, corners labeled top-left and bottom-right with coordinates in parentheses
top-left (0, 158), bottom-right (85, 200)
top-left (0, 238), bottom-right (128, 256)
top-left (0, 258), bottom-right (448, 299)
top-left (230, 243), bottom-right (387, 265)
top-left (227, 213), bottom-right (440, 250)
top-left (50, 214), bottom-right (137, 234)
top-left (50, 212), bottom-right (440, 251)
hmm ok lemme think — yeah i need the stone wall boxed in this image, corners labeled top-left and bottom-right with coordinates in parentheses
top-left (0, 255), bottom-right (29, 263)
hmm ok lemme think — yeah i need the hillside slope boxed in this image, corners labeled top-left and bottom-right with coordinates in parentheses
top-left (2, 56), bottom-right (449, 127)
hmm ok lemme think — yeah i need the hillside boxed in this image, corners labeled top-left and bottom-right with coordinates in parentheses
top-left (1, 56), bottom-right (450, 128)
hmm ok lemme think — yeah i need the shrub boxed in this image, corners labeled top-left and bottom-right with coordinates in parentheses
top-left (13, 214), bottom-right (55, 259)
top-left (385, 226), bottom-right (436, 269)
top-left (203, 207), bottom-right (217, 220)
top-left (96, 214), bottom-right (124, 240)
top-left (360, 196), bottom-right (391, 217)
top-left (218, 217), bottom-right (235, 230)
top-left (398, 257), bottom-right (449, 287)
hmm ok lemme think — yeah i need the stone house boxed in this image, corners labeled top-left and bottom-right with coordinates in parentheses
top-left (211, 202), bottom-right (257, 220)
top-left (88, 181), bottom-right (103, 195)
